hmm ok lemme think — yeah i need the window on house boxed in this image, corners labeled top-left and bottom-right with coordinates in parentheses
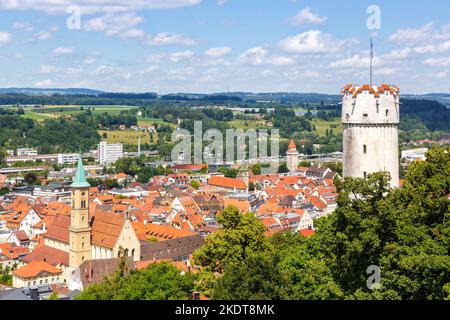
top-left (363, 113), bottom-right (368, 118)
top-left (386, 109), bottom-right (389, 117)
top-left (363, 145), bottom-right (367, 154)
top-left (363, 172), bottom-right (367, 179)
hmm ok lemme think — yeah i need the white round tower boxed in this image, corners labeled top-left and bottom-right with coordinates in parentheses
top-left (341, 84), bottom-right (400, 187)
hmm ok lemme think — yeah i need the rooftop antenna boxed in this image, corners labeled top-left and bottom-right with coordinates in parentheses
top-left (370, 37), bottom-right (374, 86)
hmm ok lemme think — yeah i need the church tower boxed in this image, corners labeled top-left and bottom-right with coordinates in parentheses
top-left (237, 164), bottom-right (250, 188)
top-left (69, 158), bottom-right (92, 268)
top-left (286, 139), bottom-right (299, 174)
top-left (341, 84), bottom-right (400, 187)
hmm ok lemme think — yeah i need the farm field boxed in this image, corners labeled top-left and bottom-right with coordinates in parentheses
top-left (20, 105), bottom-right (139, 121)
top-left (228, 119), bottom-right (270, 130)
top-left (137, 117), bottom-right (175, 128)
top-left (312, 118), bottom-right (342, 137)
top-left (98, 130), bottom-right (153, 145)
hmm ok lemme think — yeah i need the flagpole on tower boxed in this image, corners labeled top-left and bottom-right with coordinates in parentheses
top-left (370, 37), bottom-right (374, 86)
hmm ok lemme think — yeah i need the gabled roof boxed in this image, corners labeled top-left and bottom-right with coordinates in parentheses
top-left (208, 176), bottom-right (247, 190)
top-left (22, 245), bottom-right (69, 266)
top-left (13, 261), bottom-right (62, 279)
top-left (45, 215), bottom-right (70, 243)
top-left (91, 211), bottom-right (126, 249)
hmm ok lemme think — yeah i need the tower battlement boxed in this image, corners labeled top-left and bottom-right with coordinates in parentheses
top-left (341, 84), bottom-right (400, 125)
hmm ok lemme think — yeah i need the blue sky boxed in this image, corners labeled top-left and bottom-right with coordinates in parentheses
top-left (0, 0), bottom-right (449, 94)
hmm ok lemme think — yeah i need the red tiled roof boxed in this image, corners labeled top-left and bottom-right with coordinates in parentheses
top-left (208, 176), bottom-right (247, 190)
top-left (14, 261), bottom-right (62, 279)
top-left (22, 245), bottom-right (69, 266)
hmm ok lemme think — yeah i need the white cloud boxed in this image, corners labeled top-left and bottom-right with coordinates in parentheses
top-left (35, 31), bottom-right (51, 40)
top-left (0, 32), bottom-right (12, 46)
top-left (330, 54), bottom-right (384, 69)
top-left (84, 57), bottom-right (97, 64)
top-left (423, 57), bottom-right (450, 67)
top-left (169, 50), bottom-right (195, 62)
top-left (40, 65), bottom-right (59, 73)
top-left (205, 47), bottom-right (232, 57)
top-left (53, 47), bottom-right (74, 55)
top-left (288, 7), bottom-right (327, 26)
top-left (0, 0), bottom-right (202, 14)
top-left (388, 23), bottom-right (433, 44)
top-left (84, 12), bottom-right (145, 38)
top-left (140, 66), bottom-right (159, 74)
top-left (35, 79), bottom-right (53, 87)
top-left (12, 21), bottom-right (34, 32)
top-left (237, 47), bottom-right (293, 66)
top-left (217, 0), bottom-right (228, 5)
top-left (279, 30), bottom-right (333, 54)
top-left (147, 32), bottom-right (198, 46)
top-left (15, 52), bottom-right (24, 59)
top-left (92, 65), bottom-right (117, 75)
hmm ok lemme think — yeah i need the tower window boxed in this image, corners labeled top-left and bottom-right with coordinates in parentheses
top-left (363, 172), bottom-right (367, 179)
top-left (81, 200), bottom-right (86, 208)
top-left (363, 113), bottom-right (368, 118)
top-left (363, 145), bottom-right (367, 154)
top-left (386, 109), bottom-right (389, 117)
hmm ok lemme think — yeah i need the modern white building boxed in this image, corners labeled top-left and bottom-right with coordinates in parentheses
top-left (57, 153), bottom-right (81, 165)
top-left (341, 84), bottom-right (400, 187)
top-left (17, 148), bottom-right (37, 156)
top-left (98, 142), bottom-right (123, 165)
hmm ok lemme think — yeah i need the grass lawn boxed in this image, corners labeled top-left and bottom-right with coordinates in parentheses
top-left (98, 130), bottom-right (153, 145)
top-left (311, 118), bottom-right (342, 137)
top-left (137, 117), bottom-right (175, 127)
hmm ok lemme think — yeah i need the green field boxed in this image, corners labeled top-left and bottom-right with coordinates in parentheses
top-left (19, 105), bottom-right (139, 122)
top-left (228, 119), bottom-right (270, 130)
top-left (98, 130), bottom-right (153, 145)
top-left (312, 118), bottom-right (342, 137)
top-left (137, 117), bottom-right (175, 127)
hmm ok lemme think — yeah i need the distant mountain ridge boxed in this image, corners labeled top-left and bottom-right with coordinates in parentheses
top-left (0, 88), bottom-right (448, 106)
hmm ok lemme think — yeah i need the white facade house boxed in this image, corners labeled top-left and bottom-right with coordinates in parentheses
top-left (98, 142), bottom-right (123, 165)
top-left (341, 84), bottom-right (400, 188)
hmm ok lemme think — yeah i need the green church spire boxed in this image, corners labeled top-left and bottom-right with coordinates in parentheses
top-left (70, 158), bottom-right (91, 188)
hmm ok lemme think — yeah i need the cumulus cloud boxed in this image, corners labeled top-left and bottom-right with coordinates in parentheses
top-left (0, 31), bottom-right (11, 46)
top-left (52, 46), bottom-right (74, 55)
top-left (0, 0), bottom-right (202, 14)
top-left (35, 30), bottom-right (51, 40)
top-left (147, 32), bottom-right (198, 46)
top-left (237, 47), bottom-right (293, 66)
top-left (279, 30), bottom-right (334, 54)
top-left (40, 65), bottom-right (59, 73)
top-left (12, 21), bottom-right (34, 32)
top-left (288, 7), bottom-right (327, 26)
top-left (388, 23), bottom-right (434, 44)
top-left (205, 47), bottom-right (232, 57)
top-left (91, 65), bottom-right (117, 75)
top-left (423, 57), bottom-right (450, 67)
top-left (84, 12), bottom-right (145, 38)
